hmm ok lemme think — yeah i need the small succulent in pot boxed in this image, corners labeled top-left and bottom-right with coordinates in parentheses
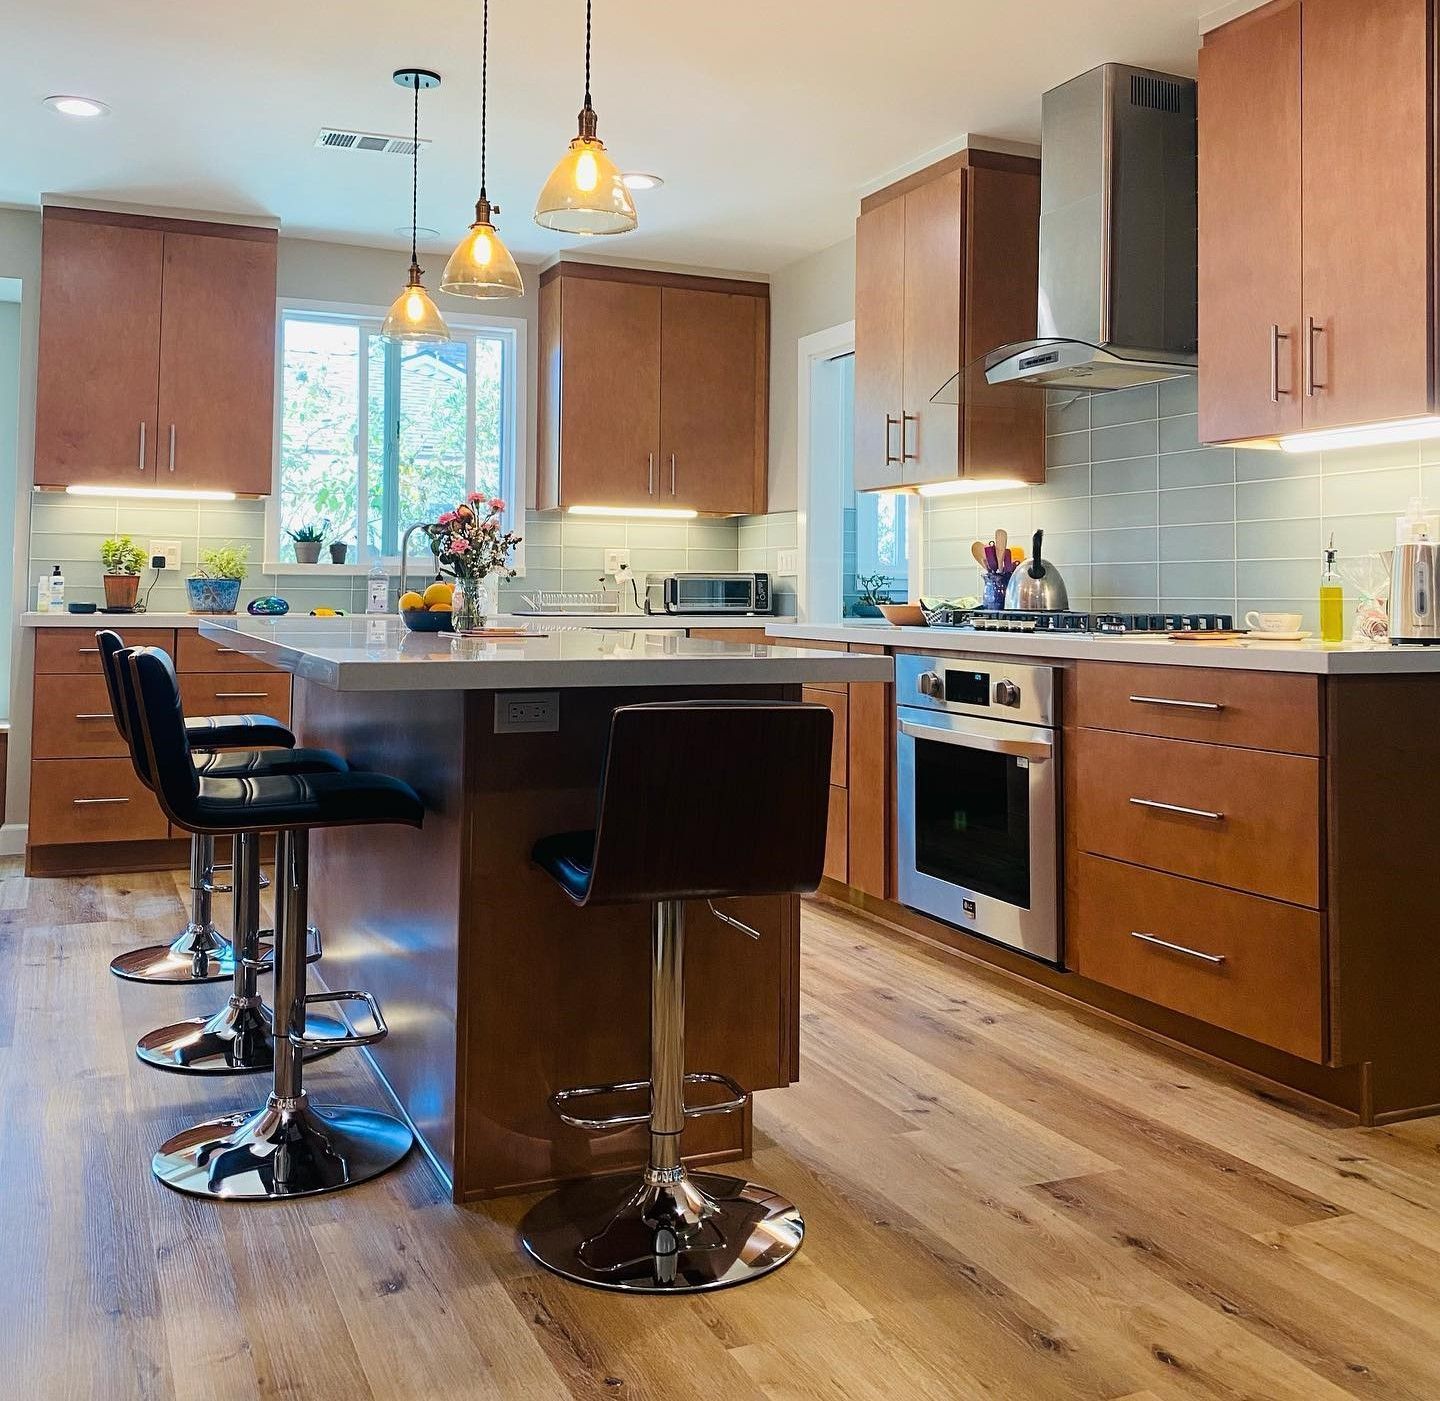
top-left (100, 534), bottom-right (146, 610)
top-left (287, 521), bottom-right (328, 564)
top-left (186, 543), bottom-right (249, 614)
top-left (328, 540), bottom-right (349, 565)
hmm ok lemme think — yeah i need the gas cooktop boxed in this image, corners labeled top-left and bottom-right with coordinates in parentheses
top-left (930, 609), bottom-right (1235, 634)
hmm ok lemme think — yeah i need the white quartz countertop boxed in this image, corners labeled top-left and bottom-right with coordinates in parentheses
top-left (22, 610), bottom-right (793, 631)
top-left (23, 610), bottom-right (215, 628)
top-left (200, 617), bottom-right (890, 692)
top-left (766, 621), bottom-right (1440, 675)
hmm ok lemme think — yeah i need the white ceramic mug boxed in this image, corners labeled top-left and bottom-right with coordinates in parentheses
top-left (1245, 610), bottom-right (1303, 633)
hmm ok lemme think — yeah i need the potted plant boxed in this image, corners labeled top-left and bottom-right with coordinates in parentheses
top-left (287, 522), bottom-right (327, 564)
top-left (186, 543), bottom-right (249, 614)
top-left (100, 534), bottom-right (146, 611)
top-left (852, 572), bottom-right (893, 618)
top-left (329, 540), bottom-right (349, 565)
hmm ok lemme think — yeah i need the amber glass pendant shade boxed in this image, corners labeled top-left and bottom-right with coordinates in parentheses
top-left (442, 200), bottom-right (526, 297)
top-left (382, 265), bottom-right (452, 342)
top-left (535, 114), bottom-right (637, 235)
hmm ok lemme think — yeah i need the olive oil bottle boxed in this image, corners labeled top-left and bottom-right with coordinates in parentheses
top-left (1319, 533), bottom-right (1344, 643)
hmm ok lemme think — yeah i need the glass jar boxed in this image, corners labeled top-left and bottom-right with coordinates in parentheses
top-left (452, 574), bottom-right (489, 632)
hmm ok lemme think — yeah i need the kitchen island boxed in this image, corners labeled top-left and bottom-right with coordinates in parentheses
top-left (202, 616), bottom-right (890, 1200)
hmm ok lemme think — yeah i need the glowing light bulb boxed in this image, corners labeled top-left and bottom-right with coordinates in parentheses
top-left (405, 291), bottom-right (425, 321)
top-left (470, 229), bottom-right (494, 266)
top-left (575, 147), bottom-right (600, 193)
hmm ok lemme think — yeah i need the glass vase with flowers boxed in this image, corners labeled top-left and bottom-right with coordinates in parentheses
top-left (423, 496), bottom-right (522, 632)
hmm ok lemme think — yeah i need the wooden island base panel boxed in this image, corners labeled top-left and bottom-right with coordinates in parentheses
top-left (295, 679), bottom-right (803, 1202)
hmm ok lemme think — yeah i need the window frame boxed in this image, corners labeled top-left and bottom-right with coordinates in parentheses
top-left (266, 297), bottom-right (528, 574)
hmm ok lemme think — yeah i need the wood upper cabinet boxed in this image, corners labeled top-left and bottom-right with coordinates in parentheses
top-left (853, 150), bottom-right (1043, 493)
top-left (1199, 0), bottom-right (1435, 443)
top-left (34, 216), bottom-right (164, 485)
top-left (537, 263), bottom-right (768, 515)
top-left (34, 209), bottom-right (278, 493)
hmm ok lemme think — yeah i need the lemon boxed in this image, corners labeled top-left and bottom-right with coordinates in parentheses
top-left (422, 581), bottom-right (454, 608)
top-left (428, 602), bottom-right (452, 613)
top-left (398, 591), bottom-right (425, 612)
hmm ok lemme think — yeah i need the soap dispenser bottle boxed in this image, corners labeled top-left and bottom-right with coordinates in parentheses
top-left (1319, 534), bottom-right (1343, 642)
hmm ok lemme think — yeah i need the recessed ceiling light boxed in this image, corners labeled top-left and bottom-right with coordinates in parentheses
top-left (621, 173), bottom-right (664, 191)
top-left (44, 94), bottom-right (109, 119)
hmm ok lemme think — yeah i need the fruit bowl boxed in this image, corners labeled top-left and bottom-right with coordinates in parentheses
top-left (401, 608), bottom-right (454, 633)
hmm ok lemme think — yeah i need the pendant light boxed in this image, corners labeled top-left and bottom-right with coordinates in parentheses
top-left (442, 0), bottom-right (525, 297)
top-left (534, 0), bottom-right (637, 235)
top-left (382, 68), bottom-right (451, 342)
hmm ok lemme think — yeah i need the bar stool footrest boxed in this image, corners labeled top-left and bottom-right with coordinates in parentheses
top-left (287, 989), bottom-right (388, 1049)
top-left (241, 924), bottom-right (322, 971)
top-left (551, 1071), bottom-right (749, 1131)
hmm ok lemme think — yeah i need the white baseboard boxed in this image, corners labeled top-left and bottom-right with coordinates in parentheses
top-left (0, 822), bottom-right (28, 858)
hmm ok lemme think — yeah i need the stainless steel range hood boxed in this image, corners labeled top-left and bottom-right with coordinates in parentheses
top-left (983, 63), bottom-right (1197, 394)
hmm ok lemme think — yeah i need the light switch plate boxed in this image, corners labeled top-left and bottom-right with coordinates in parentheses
top-left (777, 548), bottom-right (799, 577)
top-left (604, 547), bottom-right (631, 576)
top-left (149, 539), bottom-right (181, 570)
top-left (494, 690), bottom-right (559, 734)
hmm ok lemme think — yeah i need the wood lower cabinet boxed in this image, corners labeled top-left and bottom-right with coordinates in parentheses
top-left (34, 208), bottom-right (277, 494)
top-left (27, 626), bottom-right (291, 873)
top-left (538, 263), bottom-right (768, 515)
top-left (1199, 0), bottom-right (1437, 443)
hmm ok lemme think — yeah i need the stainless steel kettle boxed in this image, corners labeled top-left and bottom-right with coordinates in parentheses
top-left (1004, 529), bottom-right (1069, 611)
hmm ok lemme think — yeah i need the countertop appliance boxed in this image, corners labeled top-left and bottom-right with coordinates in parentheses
top-left (896, 653), bottom-right (1060, 963)
top-left (1003, 530), bottom-right (1069, 611)
top-left (983, 63), bottom-right (1197, 393)
top-left (645, 571), bottom-right (771, 615)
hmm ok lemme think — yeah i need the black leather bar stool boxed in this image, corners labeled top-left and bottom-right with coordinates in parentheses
top-left (124, 645), bottom-right (424, 1199)
top-left (519, 699), bottom-right (832, 1294)
top-left (98, 629), bottom-right (298, 986)
top-left (99, 632), bottom-right (351, 1074)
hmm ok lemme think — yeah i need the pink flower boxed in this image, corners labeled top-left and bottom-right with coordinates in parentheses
top-left (488, 497), bottom-right (506, 512)
top-left (437, 511), bottom-right (457, 526)
top-left (468, 491), bottom-right (484, 503)
top-left (450, 537), bottom-right (471, 554)
top-left (482, 517), bottom-right (498, 532)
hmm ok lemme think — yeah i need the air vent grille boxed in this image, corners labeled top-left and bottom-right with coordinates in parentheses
top-left (1129, 74), bottom-right (1185, 113)
top-left (315, 128), bottom-right (428, 156)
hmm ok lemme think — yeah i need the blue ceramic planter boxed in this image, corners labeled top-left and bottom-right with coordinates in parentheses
top-left (186, 577), bottom-right (242, 614)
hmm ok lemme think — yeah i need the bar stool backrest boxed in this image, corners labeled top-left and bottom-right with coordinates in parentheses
top-left (583, 700), bottom-right (833, 905)
top-left (125, 647), bottom-right (202, 822)
top-left (96, 629), bottom-right (158, 790)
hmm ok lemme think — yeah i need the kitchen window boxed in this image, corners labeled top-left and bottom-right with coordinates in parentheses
top-left (270, 302), bottom-right (525, 564)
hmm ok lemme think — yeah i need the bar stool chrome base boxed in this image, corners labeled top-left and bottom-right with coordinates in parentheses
top-left (108, 925), bottom-right (260, 984)
top-left (135, 1001), bottom-right (348, 1074)
top-left (152, 1092), bottom-right (414, 1199)
top-left (518, 1168), bottom-right (804, 1293)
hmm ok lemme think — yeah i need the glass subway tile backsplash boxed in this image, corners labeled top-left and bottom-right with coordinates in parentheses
top-left (922, 377), bottom-right (1440, 632)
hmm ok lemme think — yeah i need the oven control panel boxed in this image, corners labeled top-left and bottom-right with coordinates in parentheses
top-left (899, 655), bottom-right (1055, 729)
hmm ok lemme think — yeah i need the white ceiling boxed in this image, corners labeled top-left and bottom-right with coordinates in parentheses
top-left (5, 0), bottom-right (1208, 274)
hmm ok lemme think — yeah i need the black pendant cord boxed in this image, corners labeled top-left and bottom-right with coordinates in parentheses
top-left (479, 0), bottom-right (489, 201)
top-left (409, 76), bottom-right (420, 272)
top-left (583, 0), bottom-right (592, 109)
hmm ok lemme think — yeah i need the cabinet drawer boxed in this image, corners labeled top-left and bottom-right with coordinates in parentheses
top-left (803, 686), bottom-right (848, 787)
top-left (29, 757), bottom-right (169, 845)
top-left (1071, 661), bottom-right (1321, 755)
top-left (1072, 728), bottom-right (1321, 907)
top-left (33, 674), bottom-right (125, 758)
top-left (823, 784), bottom-right (848, 884)
top-left (1070, 854), bottom-right (1325, 1062)
top-left (180, 672), bottom-right (291, 723)
top-left (177, 630), bottom-right (264, 673)
top-left (35, 627), bottom-right (174, 675)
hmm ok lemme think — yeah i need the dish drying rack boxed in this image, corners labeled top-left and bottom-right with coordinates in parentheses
top-left (518, 588), bottom-right (622, 614)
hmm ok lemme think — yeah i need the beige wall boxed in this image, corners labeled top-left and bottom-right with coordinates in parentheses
top-left (765, 234), bottom-right (856, 513)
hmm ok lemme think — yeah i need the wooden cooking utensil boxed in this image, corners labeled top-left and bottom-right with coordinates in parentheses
top-left (970, 541), bottom-right (988, 568)
top-left (993, 527), bottom-right (1008, 559)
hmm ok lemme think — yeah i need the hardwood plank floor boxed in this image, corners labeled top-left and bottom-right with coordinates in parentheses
top-left (4, 858), bottom-right (1440, 1399)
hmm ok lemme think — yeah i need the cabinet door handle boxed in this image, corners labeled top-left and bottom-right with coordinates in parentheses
top-left (1130, 931), bottom-right (1226, 965)
top-left (77, 647), bottom-right (100, 654)
top-left (74, 712), bottom-right (114, 720)
top-left (168, 424), bottom-right (177, 472)
top-left (73, 796), bottom-right (130, 806)
top-left (214, 691), bottom-right (268, 699)
top-left (1305, 316), bottom-right (1324, 397)
top-left (884, 415), bottom-right (901, 465)
top-left (1128, 694), bottom-right (1225, 712)
top-left (138, 422), bottom-right (147, 472)
top-left (213, 647), bottom-right (239, 654)
top-left (1129, 796), bottom-right (1225, 822)
top-left (670, 452), bottom-right (677, 497)
top-left (648, 452), bottom-right (655, 495)
top-left (1269, 325), bottom-right (1290, 403)
top-left (901, 412), bottom-right (918, 462)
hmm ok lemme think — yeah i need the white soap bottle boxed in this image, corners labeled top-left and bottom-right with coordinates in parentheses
top-left (366, 557), bottom-right (389, 614)
top-left (48, 565), bottom-right (65, 611)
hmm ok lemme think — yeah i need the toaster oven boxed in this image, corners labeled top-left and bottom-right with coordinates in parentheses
top-left (645, 572), bottom-right (772, 615)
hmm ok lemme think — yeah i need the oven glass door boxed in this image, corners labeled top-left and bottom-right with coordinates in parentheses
top-left (671, 576), bottom-right (754, 612)
top-left (896, 706), bottom-right (1059, 962)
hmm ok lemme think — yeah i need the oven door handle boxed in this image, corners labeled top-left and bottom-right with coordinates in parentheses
top-left (898, 717), bottom-right (1052, 763)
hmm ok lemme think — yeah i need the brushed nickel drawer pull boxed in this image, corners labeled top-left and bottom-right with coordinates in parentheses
top-left (1128, 694), bottom-right (1225, 712)
top-left (1131, 931), bottom-right (1226, 965)
top-left (1129, 796), bottom-right (1225, 821)
top-left (77, 647), bottom-right (100, 654)
top-left (214, 647), bottom-right (239, 654)
top-left (73, 796), bottom-right (130, 806)
top-left (215, 691), bottom-right (268, 699)
top-left (74, 712), bottom-right (113, 720)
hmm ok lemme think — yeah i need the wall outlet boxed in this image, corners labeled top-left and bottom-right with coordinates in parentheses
top-left (776, 548), bottom-right (799, 577)
top-left (494, 690), bottom-right (559, 734)
top-left (149, 539), bottom-right (181, 570)
top-left (604, 547), bottom-right (631, 576)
